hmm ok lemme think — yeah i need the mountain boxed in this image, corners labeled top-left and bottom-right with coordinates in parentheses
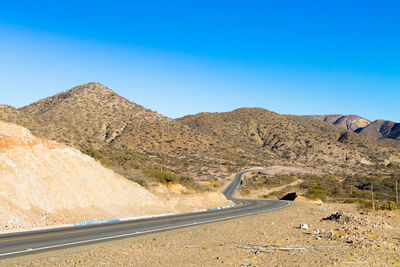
top-left (179, 108), bottom-right (398, 164)
top-left (15, 83), bottom-right (235, 157)
top-left (305, 114), bottom-right (400, 142)
top-left (356, 120), bottom-right (400, 140)
top-left (304, 115), bottom-right (371, 132)
top-left (1, 83), bottom-right (240, 178)
top-left (1, 83), bottom-right (399, 178)
top-left (19, 83), bottom-right (215, 153)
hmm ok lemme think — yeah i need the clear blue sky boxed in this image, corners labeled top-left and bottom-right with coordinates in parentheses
top-left (0, 1), bottom-right (399, 121)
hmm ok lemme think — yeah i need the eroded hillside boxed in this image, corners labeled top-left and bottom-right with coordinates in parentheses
top-left (1, 83), bottom-right (399, 181)
top-left (305, 115), bottom-right (371, 132)
top-left (306, 114), bottom-right (400, 143)
top-left (0, 122), bottom-right (230, 231)
top-left (179, 108), bottom-right (399, 165)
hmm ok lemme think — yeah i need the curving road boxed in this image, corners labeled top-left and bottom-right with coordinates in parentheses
top-left (0, 170), bottom-right (290, 258)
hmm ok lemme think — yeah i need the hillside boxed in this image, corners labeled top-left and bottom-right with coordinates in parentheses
top-left (179, 108), bottom-right (398, 165)
top-left (1, 83), bottom-right (399, 181)
top-left (0, 121), bottom-right (170, 230)
top-left (0, 121), bottom-right (231, 231)
top-left (0, 105), bottom-right (52, 137)
top-left (356, 120), bottom-right (400, 140)
top-left (19, 83), bottom-right (218, 154)
top-left (1, 83), bottom-right (242, 178)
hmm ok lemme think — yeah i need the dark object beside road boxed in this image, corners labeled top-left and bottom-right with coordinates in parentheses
top-left (280, 192), bottom-right (297, 201)
top-left (322, 212), bottom-right (342, 221)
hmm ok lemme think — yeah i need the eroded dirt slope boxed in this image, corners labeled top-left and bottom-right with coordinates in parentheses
top-left (0, 122), bottom-right (230, 231)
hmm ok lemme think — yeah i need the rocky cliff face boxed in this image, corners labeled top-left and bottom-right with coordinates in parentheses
top-left (305, 115), bottom-right (371, 132)
top-left (355, 120), bottom-right (400, 140)
top-left (305, 115), bottom-right (400, 142)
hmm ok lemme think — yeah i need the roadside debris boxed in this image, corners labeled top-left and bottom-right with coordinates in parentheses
top-left (300, 224), bottom-right (309, 230)
top-left (236, 244), bottom-right (307, 254)
top-left (322, 213), bottom-right (341, 221)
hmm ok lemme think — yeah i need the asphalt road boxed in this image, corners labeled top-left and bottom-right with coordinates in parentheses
top-left (0, 170), bottom-right (290, 259)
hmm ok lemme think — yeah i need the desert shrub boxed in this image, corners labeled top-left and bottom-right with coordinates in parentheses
top-left (263, 174), bottom-right (297, 187)
top-left (306, 188), bottom-right (326, 200)
top-left (379, 201), bottom-right (397, 211)
top-left (242, 189), bottom-right (250, 195)
top-left (352, 189), bottom-right (372, 199)
top-left (299, 173), bottom-right (399, 203)
top-left (143, 169), bottom-right (206, 191)
top-left (300, 175), bottom-right (343, 198)
top-left (178, 175), bottom-right (205, 191)
top-left (144, 168), bottom-right (179, 184)
top-left (131, 177), bottom-right (148, 187)
top-left (267, 189), bottom-right (287, 199)
top-left (357, 200), bottom-right (397, 210)
top-left (359, 200), bottom-right (374, 210)
top-left (80, 147), bottom-right (112, 166)
top-left (343, 198), bottom-right (359, 204)
top-left (387, 162), bottom-right (396, 168)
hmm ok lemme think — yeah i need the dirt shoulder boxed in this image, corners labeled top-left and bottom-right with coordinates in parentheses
top-left (5, 202), bottom-right (400, 267)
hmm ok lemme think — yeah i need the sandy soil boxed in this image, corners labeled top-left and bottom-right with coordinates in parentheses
top-left (248, 166), bottom-right (323, 176)
top-left (5, 202), bottom-right (400, 267)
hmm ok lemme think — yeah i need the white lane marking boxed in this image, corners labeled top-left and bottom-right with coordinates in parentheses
top-left (0, 201), bottom-right (291, 257)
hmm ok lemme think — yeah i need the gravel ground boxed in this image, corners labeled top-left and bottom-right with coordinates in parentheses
top-left (4, 202), bottom-right (400, 267)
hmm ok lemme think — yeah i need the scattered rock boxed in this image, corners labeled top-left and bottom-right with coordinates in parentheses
top-left (300, 224), bottom-right (309, 230)
top-left (322, 213), bottom-right (342, 221)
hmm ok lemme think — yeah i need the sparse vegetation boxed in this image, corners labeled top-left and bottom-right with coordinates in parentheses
top-left (379, 201), bottom-right (397, 211)
top-left (1, 83), bottom-right (400, 197)
top-left (305, 188), bottom-right (326, 200)
top-left (144, 168), bottom-right (179, 184)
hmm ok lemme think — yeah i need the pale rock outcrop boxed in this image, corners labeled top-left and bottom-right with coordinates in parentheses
top-left (0, 122), bottom-right (173, 230)
top-left (0, 121), bottom-right (231, 231)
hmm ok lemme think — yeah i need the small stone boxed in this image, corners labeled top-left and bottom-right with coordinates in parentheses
top-left (300, 224), bottom-right (309, 230)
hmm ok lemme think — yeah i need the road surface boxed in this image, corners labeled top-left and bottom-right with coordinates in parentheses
top-left (0, 170), bottom-right (290, 258)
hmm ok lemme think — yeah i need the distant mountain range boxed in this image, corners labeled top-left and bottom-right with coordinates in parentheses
top-left (1, 83), bottom-right (399, 177)
top-left (305, 115), bottom-right (400, 142)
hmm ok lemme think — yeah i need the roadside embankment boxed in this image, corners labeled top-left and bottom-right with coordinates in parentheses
top-left (0, 122), bottom-right (231, 232)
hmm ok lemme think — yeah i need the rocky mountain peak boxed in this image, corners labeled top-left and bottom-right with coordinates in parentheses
top-left (305, 115), bottom-right (371, 132)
